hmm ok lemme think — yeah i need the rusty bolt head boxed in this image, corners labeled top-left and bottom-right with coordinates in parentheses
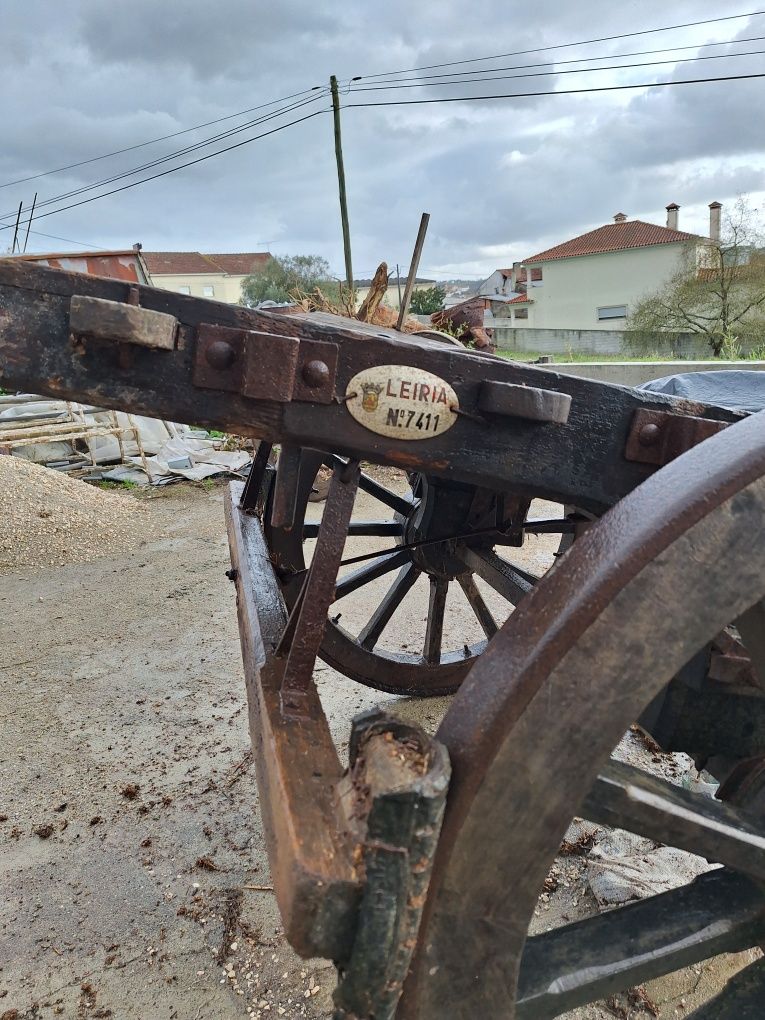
top-left (206, 339), bottom-right (237, 370)
top-left (302, 359), bottom-right (330, 388)
top-left (638, 422), bottom-right (662, 447)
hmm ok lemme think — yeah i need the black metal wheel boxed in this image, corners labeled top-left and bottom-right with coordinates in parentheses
top-left (401, 410), bottom-right (765, 1019)
top-left (263, 448), bottom-right (577, 697)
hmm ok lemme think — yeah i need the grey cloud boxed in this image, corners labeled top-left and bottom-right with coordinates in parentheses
top-left (2, 0), bottom-right (764, 277)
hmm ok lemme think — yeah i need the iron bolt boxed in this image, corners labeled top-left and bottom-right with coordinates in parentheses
top-left (225, 568), bottom-right (238, 582)
top-left (206, 340), bottom-right (237, 370)
top-left (301, 359), bottom-right (330, 388)
top-left (638, 423), bottom-right (661, 447)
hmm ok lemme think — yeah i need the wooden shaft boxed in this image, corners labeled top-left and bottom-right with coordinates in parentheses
top-left (330, 75), bottom-right (354, 296)
top-left (396, 212), bottom-right (430, 331)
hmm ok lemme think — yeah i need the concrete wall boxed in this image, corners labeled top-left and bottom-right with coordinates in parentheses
top-left (539, 360), bottom-right (765, 387)
top-left (493, 325), bottom-right (715, 359)
top-left (525, 243), bottom-right (688, 330)
top-left (150, 272), bottom-right (245, 303)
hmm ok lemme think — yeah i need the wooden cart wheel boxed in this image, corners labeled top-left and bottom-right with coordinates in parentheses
top-left (263, 449), bottom-right (575, 697)
top-left (401, 410), bottom-right (765, 1019)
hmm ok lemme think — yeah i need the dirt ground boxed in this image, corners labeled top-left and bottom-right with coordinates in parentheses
top-left (0, 474), bottom-right (758, 1019)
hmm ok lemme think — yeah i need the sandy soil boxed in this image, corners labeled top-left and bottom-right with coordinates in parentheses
top-left (0, 473), bottom-right (758, 1019)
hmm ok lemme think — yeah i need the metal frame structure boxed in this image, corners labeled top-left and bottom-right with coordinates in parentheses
top-left (1, 260), bottom-right (764, 1019)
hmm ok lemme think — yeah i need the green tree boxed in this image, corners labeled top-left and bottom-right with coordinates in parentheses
top-left (409, 285), bottom-right (446, 315)
top-left (241, 254), bottom-right (342, 306)
top-left (626, 198), bottom-right (765, 357)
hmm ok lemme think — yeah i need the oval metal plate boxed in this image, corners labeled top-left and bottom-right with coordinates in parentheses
top-left (346, 365), bottom-right (458, 440)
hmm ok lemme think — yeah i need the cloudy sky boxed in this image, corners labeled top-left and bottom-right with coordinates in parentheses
top-left (2, 1), bottom-right (764, 280)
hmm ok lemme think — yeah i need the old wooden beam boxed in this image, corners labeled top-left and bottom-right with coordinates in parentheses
top-left (0, 260), bottom-right (744, 514)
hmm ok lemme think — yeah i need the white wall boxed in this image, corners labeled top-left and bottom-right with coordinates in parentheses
top-left (150, 272), bottom-right (246, 303)
top-left (526, 243), bottom-right (689, 330)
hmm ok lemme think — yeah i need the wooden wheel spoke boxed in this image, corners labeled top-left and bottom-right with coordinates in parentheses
top-left (457, 573), bottom-right (498, 639)
top-left (515, 869), bottom-right (765, 1020)
top-left (358, 563), bottom-right (420, 650)
top-left (302, 519), bottom-right (403, 540)
top-left (323, 455), bottom-right (414, 516)
top-left (423, 578), bottom-right (449, 664)
top-left (334, 548), bottom-right (410, 601)
top-left (582, 759), bottom-right (765, 880)
top-left (685, 956), bottom-right (765, 1018)
top-left (457, 545), bottom-right (539, 605)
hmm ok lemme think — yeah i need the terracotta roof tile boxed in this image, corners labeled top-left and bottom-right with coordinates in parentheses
top-left (205, 252), bottom-right (271, 275)
top-left (142, 251), bottom-right (218, 275)
top-left (525, 221), bottom-right (700, 263)
top-left (508, 293), bottom-right (532, 304)
top-left (143, 251), bottom-right (271, 276)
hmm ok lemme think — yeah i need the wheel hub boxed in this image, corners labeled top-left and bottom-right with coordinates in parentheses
top-left (403, 481), bottom-right (482, 581)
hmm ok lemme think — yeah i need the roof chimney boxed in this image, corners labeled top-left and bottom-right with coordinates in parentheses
top-left (709, 201), bottom-right (722, 243)
top-left (613, 212), bottom-right (627, 223)
top-left (666, 202), bottom-right (679, 231)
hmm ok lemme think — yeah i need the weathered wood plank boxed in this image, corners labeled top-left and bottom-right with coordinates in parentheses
top-left (582, 758), bottom-right (765, 880)
top-left (69, 294), bottom-right (177, 349)
top-left (333, 710), bottom-right (450, 1020)
top-left (0, 260), bottom-right (744, 513)
top-left (516, 869), bottom-right (765, 1020)
top-left (225, 482), bottom-right (360, 960)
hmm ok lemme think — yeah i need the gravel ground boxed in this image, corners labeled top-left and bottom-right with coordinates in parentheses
top-left (0, 471), bottom-right (758, 1018)
top-left (0, 457), bottom-right (155, 571)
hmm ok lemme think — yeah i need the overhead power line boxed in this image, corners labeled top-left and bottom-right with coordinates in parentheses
top-left (0, 92), bottom-right (328, 225)
top-left (0, 85), bottom-right (325, 191)
top-left (345, 70), bottom-right (765, 108)
top-left (0, 108), bottom-right (329, 235)
top-left (361, 36), bottom-right (765, 85)
top-left (347, 48), bottom-right (765, 93)
top-left (356, 9), bottom-right (765, 80)
top-left (21, 230), bottom-right (107, 250)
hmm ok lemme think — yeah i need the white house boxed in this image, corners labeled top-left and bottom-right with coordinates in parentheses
top-left (484, 204), bottom-right (721, 331)
top-left (143, 250), bottom-right (271, 303)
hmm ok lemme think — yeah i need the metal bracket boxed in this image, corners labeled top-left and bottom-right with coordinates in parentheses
top-left (477, 380), bottom-right (571, 424)
top-left (625, 408), bottom-right (730, 466)
top-left (193, 323), bottom-right (338, 403)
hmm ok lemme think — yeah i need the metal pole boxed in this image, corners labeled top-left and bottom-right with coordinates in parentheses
top-left (396, 213), bottom-right (430, 331)
top-left (10, 201), bottom-right (23, 255)
top-left (22, 192), bottom-right (37, 253)
top-left (396, 263), bottom-right (402, 309)
top-left (330, 75), bottom-right (354, 298)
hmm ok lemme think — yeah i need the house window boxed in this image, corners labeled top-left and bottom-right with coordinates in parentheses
top-left (203, 285), bottom-right (215, 297)
top-left (597, 304), bottom-right (627, 320)
top-left (178, 285), bottom-right (191, 295)
top-left (514, 307), bottom-right (529, 320)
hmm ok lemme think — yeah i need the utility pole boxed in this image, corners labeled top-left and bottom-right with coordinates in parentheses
top-left (330, 75), bottom-right (354, 297)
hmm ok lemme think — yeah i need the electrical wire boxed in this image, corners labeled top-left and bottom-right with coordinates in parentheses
top-left (356, 9), bottom-right (765, 80)
top-left (347, 47), bottom-right (765, 93)
top-left (23, 230), bottom-right (106, 249)
top-left (0, 85), bottom-right (325, 190)
top-left (0, 108), bottom-right (329, 235)
top-left (355, 34), bottom-right (765, 85)
top-left (345, 70), bottom-right (765, 108)
top-left (0, 91), bottom-right (329, 224)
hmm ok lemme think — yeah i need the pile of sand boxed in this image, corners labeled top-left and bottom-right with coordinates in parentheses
top-left (0, 455), bottom-right (157, 571)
